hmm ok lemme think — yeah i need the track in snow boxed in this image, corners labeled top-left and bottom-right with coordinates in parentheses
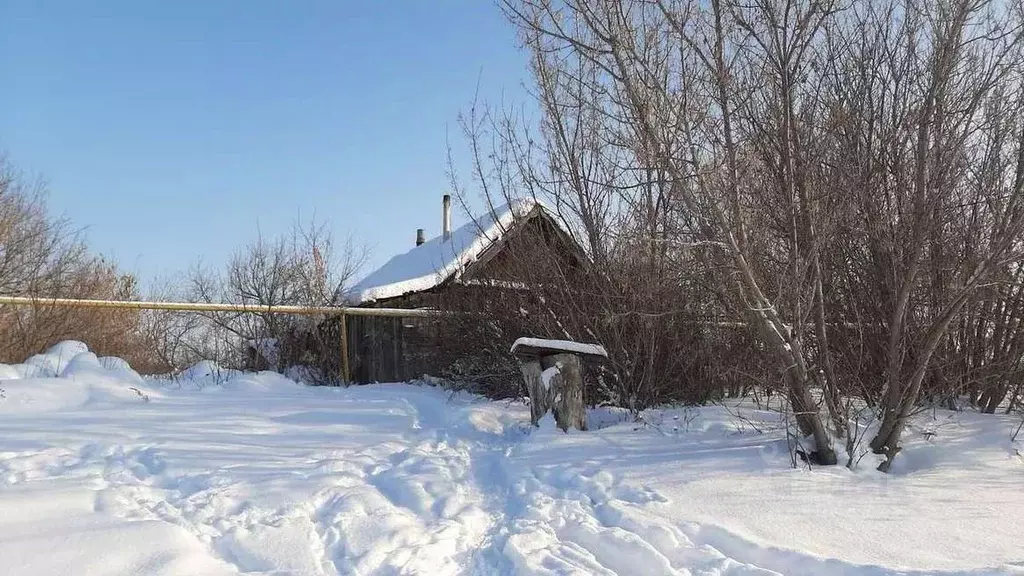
top-left (0, 374), bottom-right (779, 575)
top-left (2, 351), bottom-right (1020, 575)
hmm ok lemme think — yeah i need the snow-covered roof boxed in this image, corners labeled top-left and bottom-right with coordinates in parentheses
top-left (348, 199), bottom-right (542, 304)
top-left (510, 337), bottom-right (608, 358)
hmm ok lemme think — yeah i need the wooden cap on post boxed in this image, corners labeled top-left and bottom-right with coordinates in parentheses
top-left (510, 337), bottom-right (608, 360)
top-left (511, 337), bottom-right (599, 432)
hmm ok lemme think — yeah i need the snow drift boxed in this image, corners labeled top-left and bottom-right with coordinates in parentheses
top-left (0, 341), bottom-right (1021, 575)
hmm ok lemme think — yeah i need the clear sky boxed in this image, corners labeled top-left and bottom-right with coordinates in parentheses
top-left (0, 1), bottom-right (530, 290)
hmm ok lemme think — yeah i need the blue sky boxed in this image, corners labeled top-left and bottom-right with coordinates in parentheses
top-left (0, 1), bottom-right (530, 289)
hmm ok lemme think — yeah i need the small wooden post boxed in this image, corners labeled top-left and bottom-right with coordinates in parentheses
top-left (511, 338), bottom-right (606, 432)
top-left (541, 353), bottom-right (586, 431)
top-left (339, 313), bottom-right (350, 385)
top-left (519, 358), bottom-right (553, 425)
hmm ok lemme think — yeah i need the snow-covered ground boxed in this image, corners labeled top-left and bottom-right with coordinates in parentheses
top-left (0, 342), bottom-right (1021, 575)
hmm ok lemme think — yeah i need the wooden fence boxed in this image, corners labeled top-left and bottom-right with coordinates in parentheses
top-left (0, 295), bottom-right (441, 383)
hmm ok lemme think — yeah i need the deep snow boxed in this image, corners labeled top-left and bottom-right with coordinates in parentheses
top-left (0, 342), bottom-right (1021, 575)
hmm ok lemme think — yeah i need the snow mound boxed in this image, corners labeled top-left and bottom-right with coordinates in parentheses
top-left (61, 351), bottom-right (106, 377)
top-left (22, 341), bottom-right (90, 377)
top-left (99, 355), bottom-right (144, 383)
top-left (218, 371), bottom-right (301, 393)
top-left (47, 340), bottom-right (90, 365)
top-left (0, 363), bottom-right (20, 381)
top-left (1, 362), bottom-right (44, 380)
top-left (0, 342), bottom-right (156, 412)
top-left (179, 360), bottom-right (240, 385)
top-left (0, 378), bottom-right (93, 414)
top-left (182, 360), bottom-right (225, 379)
top-left (0, 341), bottom-right (94, 381)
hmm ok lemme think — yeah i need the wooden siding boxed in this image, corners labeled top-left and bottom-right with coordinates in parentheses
top-left (341, 208), bottom-right (586, 383)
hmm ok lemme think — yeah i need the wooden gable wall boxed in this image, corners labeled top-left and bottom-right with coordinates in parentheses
top-left (344, 209), bottom-right (586, 383)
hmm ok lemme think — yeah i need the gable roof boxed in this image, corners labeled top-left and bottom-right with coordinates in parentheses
top-left (348, 199), bottom-right (545, 305)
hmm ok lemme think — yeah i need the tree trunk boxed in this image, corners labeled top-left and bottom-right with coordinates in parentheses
top-left (520, 353), bottom-right (588, 432)
top-left (542, 353), bottom-right (588, 431)
top-left (746, 307), bottom-right (837, 465)
top-left (520, 359), bottom-right (553, 426)
top-left (813, 255), bottom-right (845, 438)
top-left (872, 292), bottom-right (973, 469)
top-left (1007, 384), bottom-right (1022, 414)
top-left (982, 385), bottom-right (1007, 414)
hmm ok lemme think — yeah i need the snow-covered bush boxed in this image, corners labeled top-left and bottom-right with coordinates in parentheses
top-left (174, 217), bottom-right (366, 382)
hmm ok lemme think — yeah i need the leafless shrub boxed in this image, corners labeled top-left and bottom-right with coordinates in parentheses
top-left (0, 156), bottom-right (160, 368)
top-left (468, 0), bottom-right (1024, 469)
top-left (842, 400), bottom-right (876, 470)
top-left (181, 217), bottom-right (366, 381)
top-left (438, 85), bottom-right (754, 411)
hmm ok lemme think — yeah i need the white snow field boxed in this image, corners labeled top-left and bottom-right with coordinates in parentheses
top-left (0, 342), bottom-right (1022, 575)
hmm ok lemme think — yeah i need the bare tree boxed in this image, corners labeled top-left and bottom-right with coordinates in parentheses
top-left (184, 217), bottom-right (367, 380)
top-left (484, 0), bottom-right (839, 461)
top-left (0, 156), bottom-right (159, 368)
top-left (445, 61), bottom-right (729, 410)
top-left (812, 0), bottom-right (1024, 469)
top-left (0, 156), bottom-right (88, 300)
top-left (472, 0), bottom-right (1024, 470)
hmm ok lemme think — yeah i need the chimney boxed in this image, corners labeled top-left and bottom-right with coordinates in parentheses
top-left (442, 194), bottom-right (452, 241)
top-left (415, 228), bottom-right (425, 247)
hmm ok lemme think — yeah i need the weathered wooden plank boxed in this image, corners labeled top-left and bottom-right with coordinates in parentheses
top-left (339, 313), bottom-right (350, 384)
top-left (540, 353), bottom-right (587, 431)
top-left (519, 358), bottom-right (552, 426)
top-left (519, 352), bottom-right (587, 432)
top-left (511, 338), bottom-right (607, 360)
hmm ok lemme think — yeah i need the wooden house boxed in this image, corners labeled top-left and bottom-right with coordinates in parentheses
top-left (342, 195), bottom-right (585, 383)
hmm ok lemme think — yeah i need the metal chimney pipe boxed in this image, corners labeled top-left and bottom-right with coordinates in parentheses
top-left (442, 194), bottom-right (452, 241)
top-left (415, 228), bottom-right (425, 246)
